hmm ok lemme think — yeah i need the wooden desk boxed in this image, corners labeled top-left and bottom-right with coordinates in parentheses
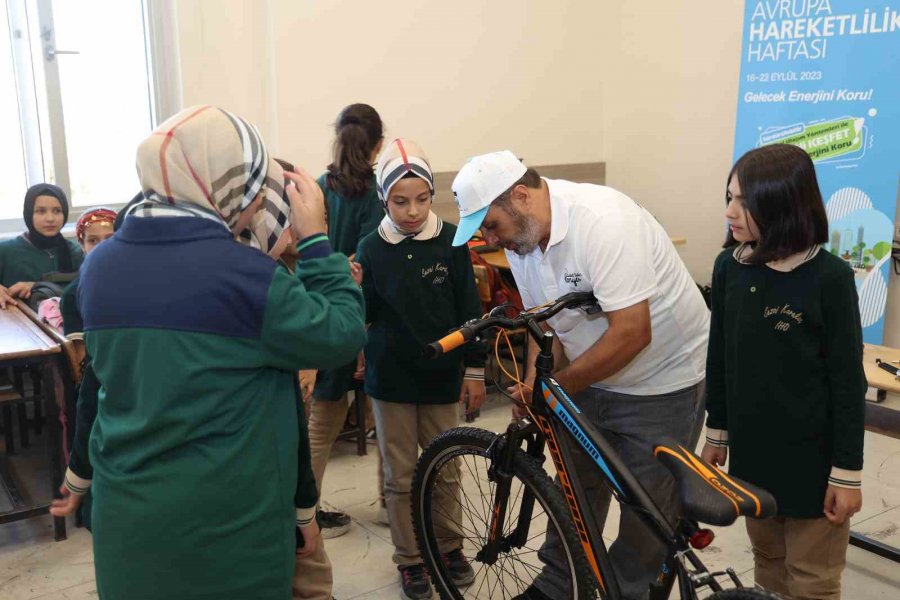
top-left (0, 305), bottom-right (67, 540)
top-left (0, 305), bottom-right (61, 359)
top-left (863, 343), bottom-right (900, 402)
top-left (479, 237), bottom-right (688, 271)
top-left (855, 343), bottom-right (900, 563)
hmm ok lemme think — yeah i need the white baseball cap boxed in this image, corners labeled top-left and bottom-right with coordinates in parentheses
top-left (451, 150), bottom-right (527, 246)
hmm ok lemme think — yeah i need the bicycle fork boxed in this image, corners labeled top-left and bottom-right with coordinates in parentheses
top-left (478, 418), bottom-right (543, 565)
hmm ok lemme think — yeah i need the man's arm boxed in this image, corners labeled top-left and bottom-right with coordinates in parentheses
top-left (553, 300), bottom-right (651, 396)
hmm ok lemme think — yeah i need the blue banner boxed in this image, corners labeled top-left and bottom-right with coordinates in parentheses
top-left (734, 0), bottom-right (900, 343)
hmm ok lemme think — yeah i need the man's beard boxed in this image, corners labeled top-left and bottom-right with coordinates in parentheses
top-left (506, 210), bottom-right (541, 256)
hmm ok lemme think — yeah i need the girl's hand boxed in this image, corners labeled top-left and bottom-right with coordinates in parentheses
top-left (353, 352), bottom-right (365, 381)
top-left (461, 380), bottom-right (486, 416)
top-left (296, 519), bottom-right (321, 558)
top-left (49, 484), bottom-right (84, 517)
top-left (0, 285), bottom-right (16, 309)
top-left (824, 485), bottom-right (862, 525)
top-left (283, 168), bottom-right (327, 241)
top-left (8, 281), bottom-right (35, 300)
top-left (349, 260), bottom-right (363, 285)
top-left (700, 443), bottom-right (728, 468)
top-left (298, 370), bottom-right (316, 402)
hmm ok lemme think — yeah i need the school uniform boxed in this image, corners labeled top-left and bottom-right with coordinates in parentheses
top-left (57, 276), bottom-right (96, 528)
top-left (312, 173), bottom-right (384, 402)
top-left (357, 213), bottom-right (485, 566)
top-left (0, 234), bottom-right (83, 287)
top-left (74, 216), bottom-right (367, 600)
top-left (706, 244), bottom-right (866, 600)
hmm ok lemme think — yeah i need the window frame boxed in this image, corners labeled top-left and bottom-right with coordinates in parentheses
top-left (0, 0), bottom-right (182, 238)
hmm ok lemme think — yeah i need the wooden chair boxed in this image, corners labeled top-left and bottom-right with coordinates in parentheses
top-left (336, 387), bottom-right (369, 456)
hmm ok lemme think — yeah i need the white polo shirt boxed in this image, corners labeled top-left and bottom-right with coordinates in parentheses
top-left (506, 178), bottom-right (709, 396)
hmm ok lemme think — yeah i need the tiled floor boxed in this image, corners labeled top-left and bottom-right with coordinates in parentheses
top-left (1, 395), bottom-right (899, 599)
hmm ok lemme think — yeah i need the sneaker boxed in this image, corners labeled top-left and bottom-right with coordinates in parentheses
top-left (317, 509), bottom-right (351, 539)
top-left (441, 548), bottom-right (475, 587)
top-left (398, 564), bottom-right (432, 600)
top-left (511, 586), bottom-right (553, 600)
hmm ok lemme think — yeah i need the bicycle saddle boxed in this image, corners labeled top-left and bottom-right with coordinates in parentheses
top-left (653, 439), bottom-right (777, 526)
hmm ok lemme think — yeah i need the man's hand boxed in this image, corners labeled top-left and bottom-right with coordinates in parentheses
top-left (507, 376), bottom-right (535, 420)
top-left (460, 379), bottom-right (486, 416)
top-left (700, 443), bottom-right (728, 468)
top-left (8, 281), bottom-right (35, 300)
top-left (823, 485), bottom-right (862, 525)
top-left (0, 285), bottom-right (17, 309)
top-left (283, 168), bottom-right (327, 241)
top-left (296, 519), bottom-right (321, 558)
top-left (49, 484), bottom-right (84, 517)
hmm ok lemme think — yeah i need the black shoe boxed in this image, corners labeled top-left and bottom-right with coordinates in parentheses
top-left (441, 548), bottom-right (475, 587)
top-left (511, 585), bottom-right (553, 600)
top-left (317, 509), bottom-right (351, 539)
top-left (398, 564), bottom-right (432, 600)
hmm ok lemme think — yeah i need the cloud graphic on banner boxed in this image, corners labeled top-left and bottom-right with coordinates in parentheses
top-left (825, 186), bottom-right (871, 221)
top-left (858, 264), bottom-right (888, 328)
top-left (824, 186), bottom-right (894, 327)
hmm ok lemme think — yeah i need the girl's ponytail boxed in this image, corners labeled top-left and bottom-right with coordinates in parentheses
top-left (326, 104), bottom-right (383, 198)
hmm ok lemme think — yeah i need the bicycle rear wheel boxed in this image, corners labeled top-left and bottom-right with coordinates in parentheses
top-left (412, 427), bottom-right (597, 600)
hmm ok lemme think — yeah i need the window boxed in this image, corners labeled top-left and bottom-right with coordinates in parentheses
top-left (1, 0), bottom-right (180, 229)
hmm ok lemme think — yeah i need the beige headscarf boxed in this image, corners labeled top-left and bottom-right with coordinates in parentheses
top-left (133, 105), bottom-right (291, 257)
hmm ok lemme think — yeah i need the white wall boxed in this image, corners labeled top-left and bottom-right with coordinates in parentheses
top-left (600, 1), bottom-right (745, 285)
top-left (173, 0), bottom-right (899, 343)
top-left (175, 0), bottom-right (607, 173)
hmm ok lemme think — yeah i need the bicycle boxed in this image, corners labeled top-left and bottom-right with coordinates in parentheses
top-left (412, 291), bottom-right (779, 600)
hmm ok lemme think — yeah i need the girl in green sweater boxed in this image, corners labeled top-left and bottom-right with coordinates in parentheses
top-left (359, 138), bottom-right (486, 600)
top-left (0, 183), bottom-right (83, 306)
top-left (308, 103), bottom-right (385, 541)
top-left (701, 144), bottom-right (866, 600)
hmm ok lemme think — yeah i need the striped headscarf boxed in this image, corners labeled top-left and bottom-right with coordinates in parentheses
top-left (133, 105), bottom-right (290, 256)
top-left (375, 138), bottom-right (434, 207)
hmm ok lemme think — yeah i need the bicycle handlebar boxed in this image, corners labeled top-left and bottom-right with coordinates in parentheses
top-left (424, 291), bottom-right (599, 359)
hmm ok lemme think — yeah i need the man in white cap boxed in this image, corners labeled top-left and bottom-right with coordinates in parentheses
top-left (452, 152), bottom-right (710, 600)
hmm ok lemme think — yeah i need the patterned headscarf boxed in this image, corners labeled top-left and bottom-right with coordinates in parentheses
top-left (76, 208), bottom-right (117, 244)
top-left (375, 138), bottom-right (435, 207)
top-left (133, 105), bottom-right (291, 256)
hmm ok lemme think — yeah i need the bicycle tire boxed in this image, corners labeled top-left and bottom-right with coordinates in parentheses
top-left (707, 588), bottom-right (784, 599)
top-left (412, 426), bottom-right (598, 600)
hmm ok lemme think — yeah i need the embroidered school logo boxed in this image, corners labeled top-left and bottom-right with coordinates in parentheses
top-left (422, 262), bottom-right (449, 285)
top-left (763, 304), bottom-right (804, 332)
top-left (563, 270), bottom-right (583, 287)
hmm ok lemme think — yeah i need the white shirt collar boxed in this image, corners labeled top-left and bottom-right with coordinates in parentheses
top-left (544, 178), bottom-right (570, 251)
top-left (733, 243), bottom-right (820, 271)
top-left (377, 211), bottom-right (443, 245)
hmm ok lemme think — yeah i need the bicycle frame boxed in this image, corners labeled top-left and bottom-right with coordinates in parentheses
top-left (483, 316), bottom-right (722, 599)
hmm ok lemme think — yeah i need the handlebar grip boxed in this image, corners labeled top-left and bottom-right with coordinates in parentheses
top-left (424, 328), bottom-right (473, 359)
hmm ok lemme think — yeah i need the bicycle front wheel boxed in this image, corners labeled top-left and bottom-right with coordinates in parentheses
top-left (412, 427), bottom-right (597, 600)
